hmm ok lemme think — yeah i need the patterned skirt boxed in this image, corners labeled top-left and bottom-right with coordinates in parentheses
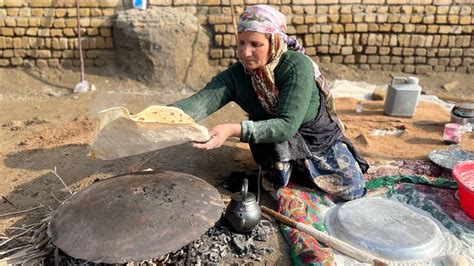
top-left (263, 141), bottom-right (365, 200)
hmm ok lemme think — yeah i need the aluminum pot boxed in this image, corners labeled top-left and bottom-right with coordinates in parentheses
top-left (451, 102), bottom-right (474, 125)
top-left (224, 178), bottom-right (261, 233)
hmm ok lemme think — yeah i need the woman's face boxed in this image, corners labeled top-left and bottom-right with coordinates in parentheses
top-left (237, 31), bottom-right (270, 70)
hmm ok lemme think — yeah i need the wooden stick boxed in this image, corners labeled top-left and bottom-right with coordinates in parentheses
top-left (51, 167), bottom-right (73, 195)
top-left (76, 0), bottom-right (85, 83)
top-left (261, 206), bottom-right (387, 266)
top-left (229, 0), bottom-right (238, 42)
top-left (0, 205), bottom-right (44, 219)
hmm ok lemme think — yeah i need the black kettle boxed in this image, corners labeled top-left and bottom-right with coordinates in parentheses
top-left (224, 178), bottom-right (261, 233)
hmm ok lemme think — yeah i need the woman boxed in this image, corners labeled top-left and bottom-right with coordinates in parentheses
top-left (172, 5), bottom-right (368, 200)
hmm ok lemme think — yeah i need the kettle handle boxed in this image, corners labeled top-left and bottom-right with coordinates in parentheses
top-left (241, 178), bottom-right (248, 200)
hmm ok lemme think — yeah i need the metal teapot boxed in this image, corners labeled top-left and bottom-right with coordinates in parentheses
top-left (224, 178), bottom-right (261, 233)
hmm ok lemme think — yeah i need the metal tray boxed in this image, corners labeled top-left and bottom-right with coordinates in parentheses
top-left (325, 197), bottom-right (444, 261)
top-left (428, 146), bottom-right (474, 170)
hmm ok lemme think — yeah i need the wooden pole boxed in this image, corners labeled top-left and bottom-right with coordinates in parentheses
top-left (229, 0), bottom-right (238, 46)
top-left (76, 0), bottom-right (85, 83)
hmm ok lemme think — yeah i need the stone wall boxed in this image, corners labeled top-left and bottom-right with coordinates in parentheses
top-left (0, 0), bottom-right (472, 73)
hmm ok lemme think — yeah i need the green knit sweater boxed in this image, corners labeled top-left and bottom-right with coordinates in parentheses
top-left (172, 50), bottom-right (321, 144)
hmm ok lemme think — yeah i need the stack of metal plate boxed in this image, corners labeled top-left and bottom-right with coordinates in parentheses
top-left (325, 197), bottom-right (444, 261)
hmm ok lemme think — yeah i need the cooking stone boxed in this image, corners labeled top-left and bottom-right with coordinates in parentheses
top-left (49, 171), bottom-right (223, 263)
top-left (325, 197), bottom-right (444, 261)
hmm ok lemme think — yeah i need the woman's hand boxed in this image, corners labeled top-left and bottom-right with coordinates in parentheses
top-left (192, 123), bottom-right (241, 150)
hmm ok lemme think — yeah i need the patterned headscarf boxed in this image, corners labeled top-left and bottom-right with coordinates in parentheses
top-left (237, 5), bottom-right (342, 130)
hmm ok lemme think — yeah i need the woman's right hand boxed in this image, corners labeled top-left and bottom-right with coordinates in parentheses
top-left (192, 123), bottom-right (241, 150)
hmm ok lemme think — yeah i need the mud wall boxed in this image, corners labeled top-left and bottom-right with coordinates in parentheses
top-left (0, 0), bottom-right (472, 73)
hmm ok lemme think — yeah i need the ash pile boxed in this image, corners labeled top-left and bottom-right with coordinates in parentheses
top-left (161, 219), bottom-right (275, 265)
top-left (53, 219), bottom-right (275, 265)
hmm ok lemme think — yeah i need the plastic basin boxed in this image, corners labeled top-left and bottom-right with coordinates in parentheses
top-left (452, 160), bottom-right (474, 218)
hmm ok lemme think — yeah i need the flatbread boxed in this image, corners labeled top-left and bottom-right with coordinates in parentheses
top-left (90, 106), bottom-right (210, 160)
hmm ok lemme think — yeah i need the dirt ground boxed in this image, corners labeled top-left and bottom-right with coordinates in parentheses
top-left (0, 63), bottom-right (473, 264)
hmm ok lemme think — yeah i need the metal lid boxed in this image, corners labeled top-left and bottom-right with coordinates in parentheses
top-left (455, 102), bottom-right (474, 110)
top-left (325, 198), bottom-right (444, 261)
top-left (231, 191), bottom-right (256, 203)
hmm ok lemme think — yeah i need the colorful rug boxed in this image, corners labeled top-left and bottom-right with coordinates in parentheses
top-left (267, 160), bottom-right (473, 266)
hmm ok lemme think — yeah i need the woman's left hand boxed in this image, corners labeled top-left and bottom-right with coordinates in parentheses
top-left (192, 123), bottom-right (241, 150)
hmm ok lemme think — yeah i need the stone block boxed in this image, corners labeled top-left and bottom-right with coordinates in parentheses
top-left (316, 6), bottom-right (328, 14)
top-left (292, 15), bottom-right (304, 25)
top-left (14, 28), bottom-right (25, 36)
top-left (356, 24), bottom-right (368, 32)
top-left (403, 48), bottom-right (414, 56)
top-left (10, 57), bottom-right (22, 65)
top-left (365, 46), bottom-right (377, 54)
top-left (433, 0), bottom-right (451, 5)
top-left (207, 15), bottom-right (232, 24)
top-left (14, 49), bottom-right (25, 57)
top-left (379, 24), bottom-right (391, 32)
top-left (415, 65), bottom-right (432, 74)
top-left (316, 15), bottom-right (327, 24)
top-left (451, 48), bottom-right (463, 57)
top-left (63, 28), bottom-right (75, 37)
top-left (448, 15), bottom-right (459, 24)
top-left (31, 8), bottom-right (43, 16)
top-left (100, 28), bottom-right (112, 37)
top-left (76, 8), bottom-right (91, 18)
top-left (36, 59), bottom-right (48, 67)
top-left (198, 0), bottom-right (221, 4)
top-left (329, 45), bottom-right (340, 54)
top-left (99, 0), bottom-right (121, 7)
top-left (332, 24), bottom-right (343, 33)
top-left (379, 47), bottom-right (390, 55)
top-left (390, 56), bottom-right (402, 65)
top-left (328, 15), bottom-right (339, 23)
top-left (459, 16), bottom-right (471, 25)
top-left (3, 49), bottom-right (13, 57)
top-left (2, 27), bottom-right (14, 36)
top-left (38, 29), bottom-right (50, 37)
top-left (80, 18), bottom-right (91, 28)
top-left (404, 65), bottom-right (415, 73)
top-left (353, 14), bottom-right (364, 23)
top-left (341, 46), bottom-right (352, 55)
top-left (95, 37), bottom-right (104, 49)
top-left (53, 19), bottom-right (66, 28)
top-left (305, 15), bottom-right (317, 24)
top-left (91, 18), bottom-right (113, 27)
top-left (0, 59), bottom-right (10, 66)
top-left (17, 17), bottom-right (28, 27)
top-left (29, 18), bottom-right (40, 27)
top-left (435, 15), bottom-right (448, 24)
top-left (380, 56), bottom-right (390, 64)
top-left (47, 58), bottom-right (60, 67)
top-left (293, 0), bottom-right (315, 4)
top-left (399, 15), bottom-right (410, 24)
top-left (317, 46), bottom-right (329, 54)
top-left (4, 0), bottom-right (21, 7)
top-left (41, 18), bottom-right (53, 27)
top-left (414, 56), bottom-right (426, 64)
top-left (4, 18), bottom-right (15, 27)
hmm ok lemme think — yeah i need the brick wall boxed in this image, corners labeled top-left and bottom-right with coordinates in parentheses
top-left (0, 0), bottom-right (472, 73)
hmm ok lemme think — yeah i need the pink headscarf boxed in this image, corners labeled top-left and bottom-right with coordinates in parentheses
top-left (238, 5), bottom-right (304, 52)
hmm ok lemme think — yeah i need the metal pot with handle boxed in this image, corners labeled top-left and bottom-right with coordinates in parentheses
top-left (224, 178), bottom-right (261, 233)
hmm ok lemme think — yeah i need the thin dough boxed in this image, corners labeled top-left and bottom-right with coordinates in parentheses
top-left (90, 106), bottom-right (210, 160)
